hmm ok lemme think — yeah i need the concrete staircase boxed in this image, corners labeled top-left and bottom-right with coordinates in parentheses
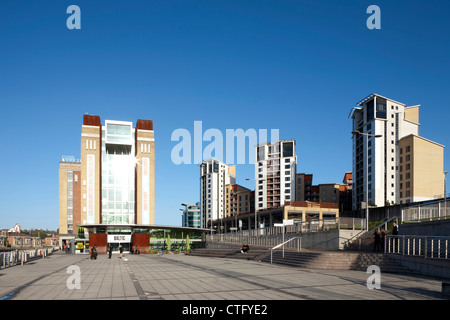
top-left (260, 250), bottom-right (410, 273)
top-left (188, 247), bottom-right (413, 274)
top-left (187, 248), bottom-right (270, 262)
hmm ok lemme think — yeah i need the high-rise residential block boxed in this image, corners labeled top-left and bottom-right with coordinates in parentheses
top-left (350, 93), bottom-right (444, 209)
top-left (255, 139), bottom-right (297, 212)
top-left (199, 158), bottom-right (236, 228)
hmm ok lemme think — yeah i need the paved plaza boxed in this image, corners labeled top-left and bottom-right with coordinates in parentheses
top-left (0, 251), bottom-right (447, 301)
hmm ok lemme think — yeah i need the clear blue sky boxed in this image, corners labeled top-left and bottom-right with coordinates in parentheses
top-left (1, 0), bottom-right (449, 230)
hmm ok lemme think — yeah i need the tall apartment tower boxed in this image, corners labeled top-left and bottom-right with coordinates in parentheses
top-left (60, 114), bottom-right (155, 235)
top-left (255, 139), bottom-right (297, 212)
top-left (199, 158), bottom-right (236, 228)
top-left (350, 94), bottom-right (444, 209)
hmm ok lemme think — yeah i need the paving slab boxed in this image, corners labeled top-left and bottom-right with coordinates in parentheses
top-left (0, 251), bottom-right (447, 301)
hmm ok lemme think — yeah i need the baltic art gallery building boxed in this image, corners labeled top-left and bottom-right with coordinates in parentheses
top-left (59, 114), bottom-right (209, 254)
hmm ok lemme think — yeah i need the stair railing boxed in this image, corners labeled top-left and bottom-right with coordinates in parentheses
top-left (358, 216), bottom-right (399, 251)
top-left (270, 237), bottom-right (302, 264)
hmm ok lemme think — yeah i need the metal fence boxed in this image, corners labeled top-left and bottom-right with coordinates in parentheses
top-left (223, 217), bottom-right (366, 238)
top-left (385, 235), bottom-right (450, 260)
top-left (0, 247), bottom-right (55, 269)
top-left (402, 199), bottom-right (450, 223)
top-left (207, 233), bottom-right (305, 250)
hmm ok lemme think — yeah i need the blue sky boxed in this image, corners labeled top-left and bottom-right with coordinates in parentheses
top-left (1, 0), bottom-right (449, 230)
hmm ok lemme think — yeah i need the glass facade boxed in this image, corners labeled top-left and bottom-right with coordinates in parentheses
top-left (101, 122), bottom-right (136, 225)
top-left (67, 171), bottom-right (73, 233)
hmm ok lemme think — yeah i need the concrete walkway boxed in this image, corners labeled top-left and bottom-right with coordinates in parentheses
top-left (0, 251), bottom-right (446, 300)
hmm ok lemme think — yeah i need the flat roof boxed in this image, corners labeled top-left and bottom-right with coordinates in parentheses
top-left (78, 224), bottom-right (210, 233)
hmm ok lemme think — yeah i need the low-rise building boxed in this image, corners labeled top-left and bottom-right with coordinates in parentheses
top-left (180, 202), bottom-right (201, 228)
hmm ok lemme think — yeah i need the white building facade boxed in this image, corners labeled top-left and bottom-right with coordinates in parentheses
top-left (255, 140), bottom-right (297, 212)
top-left (199, 159), bottom-right (236, 228)
top-left (350, 94), bottom-right (420, 210)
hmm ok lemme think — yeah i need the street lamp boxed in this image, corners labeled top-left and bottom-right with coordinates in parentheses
top-left (352, 130), bottom-right (382, 231)
top-left (444, 171), bottom-right (448, 217)
top-left (245, 178), bottom-right (266, 231)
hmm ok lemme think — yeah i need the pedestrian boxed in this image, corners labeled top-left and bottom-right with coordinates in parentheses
top-left (373, 229), bottom-right (381, 252)
top-left (392, 222), bottom-right (399, 235)
top-left (119, 245), bottom-right (123, 259)
top-left (90, 245), bottom-right (97, 260)
top-left (108, 245), bottom-right (112, 259)
top-left (136, 246), bottom-right (139, 254)
top-left (392, 222), bottom-right (399, 250)
top-left (380, 229), bottom-right (386, 251)
top-left (240, 243), bottom-right (245, 254)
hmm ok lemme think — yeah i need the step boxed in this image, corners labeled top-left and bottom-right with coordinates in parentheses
top-left (188, 248), bottom-right (412, 274)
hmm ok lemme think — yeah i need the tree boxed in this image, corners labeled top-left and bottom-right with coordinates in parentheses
top-left (186, 234), bottom-right (190, 252)
top-left (166, 234), bottom-right (172, 251)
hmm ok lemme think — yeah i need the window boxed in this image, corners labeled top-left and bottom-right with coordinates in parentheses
top-left (282, 142), bottom-right (294, 157)
top-left (406, 146), bottom-right (411, 153)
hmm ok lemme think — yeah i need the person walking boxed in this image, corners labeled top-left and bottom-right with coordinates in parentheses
top-left (373, 229), bottom-right (381, 252)
top-left (380, 229), bottom-right (386, 251)
top-left (108, 245), bottom-right (112, 259)
top-left (392, 222), bottom-right (399, 251)
top-left (392, 222), bottom-right (399, 235)
top-left (119, 245), bottom-right (123, 259)
top-left (90, 245), bottom-right (98, 260)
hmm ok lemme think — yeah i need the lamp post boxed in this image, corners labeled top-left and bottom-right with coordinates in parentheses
top-left (245, 178), bottom-right (266, 232)
top-left (444, 171), bottom-right (448, 218)
top-left (352, 130), bottom-right (382, 231)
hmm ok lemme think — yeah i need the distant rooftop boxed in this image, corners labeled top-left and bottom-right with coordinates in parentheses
top-left (61, 155), bottom-right (81, 163)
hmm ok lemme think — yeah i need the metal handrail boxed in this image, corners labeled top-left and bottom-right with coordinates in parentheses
top-left (358, 216), bottom-right (399, 250)
top-left (385, 235), bottom-right (450, 260)
top-left (270, 237), bottom-right (302, 263)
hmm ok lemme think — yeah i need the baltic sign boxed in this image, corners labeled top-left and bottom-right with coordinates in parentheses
top-left (107, 235), bottom-right (132, 243)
